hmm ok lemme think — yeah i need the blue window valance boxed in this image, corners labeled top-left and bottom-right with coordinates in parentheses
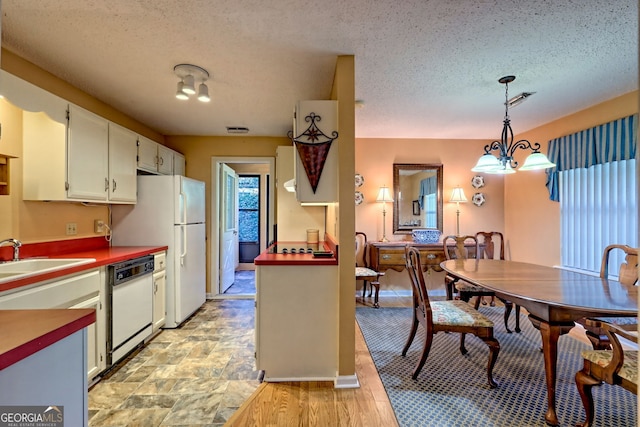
top-left (418, 177), bottom-right (437, 209)
top-left (545, 114), bottom-right (637, 201)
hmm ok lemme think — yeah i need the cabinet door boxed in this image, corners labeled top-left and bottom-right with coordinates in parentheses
top-left (70, 295), bottom-right (104, 382)
top-left (173, 152), bottom-right (186, 176)
top-left (108, 123), bottom-right (137, 203)
top-left (137, 136), bottom-right (159, 173)
top-left (67, 105), bottom-right (109, 200)
top-left (157, 145), bottom-right (174, 175)
top-left (152, 270), bottom-right (166, 332)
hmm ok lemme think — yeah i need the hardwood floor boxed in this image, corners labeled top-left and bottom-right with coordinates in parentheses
top-left (225, 305), bottom-right (400, 426)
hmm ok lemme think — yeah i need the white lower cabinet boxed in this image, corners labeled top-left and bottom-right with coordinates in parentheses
top-left (152, 251), bottom-right (167, 333)
top-left (0, 269), bottom-right (106, 382)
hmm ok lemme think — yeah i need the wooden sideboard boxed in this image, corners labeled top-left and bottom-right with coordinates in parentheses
top-left (369, 242), bottom-right (446, 273)
top-left (369, 241), bottom-right (481, 272)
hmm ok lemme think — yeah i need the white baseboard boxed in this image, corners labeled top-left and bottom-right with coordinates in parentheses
top-left (334, 373), bottom-right (360, 389)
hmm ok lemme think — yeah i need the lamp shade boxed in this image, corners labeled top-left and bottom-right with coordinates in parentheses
top-left (449, 186), bottom-right (468, 203)
top-left (376, 186), bottom-right (393, 203)
top-left (471, 154), bottom-right (501, 172)
top-left (519, 152), bottom-right (556, 170)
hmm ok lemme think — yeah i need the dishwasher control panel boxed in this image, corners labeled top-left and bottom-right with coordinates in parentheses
top-left (109, 255), bottom-right (154, 286)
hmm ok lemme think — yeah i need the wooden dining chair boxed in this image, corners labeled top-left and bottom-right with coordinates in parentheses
top-left (443, 235), bottom-right (494, 308)
top-left (575, 318), bottom-right (638, 427)
top-left (578, 244), bottom-right (638, 350)
top-left (475, 231), bottom-right (521, 333)
top-left (402, 246), bottom-right (500, 388)
top-left (355, 232), bottom-right (383, 308)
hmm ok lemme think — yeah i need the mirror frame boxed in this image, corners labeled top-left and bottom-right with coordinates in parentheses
top-left (392, 163), bottom-right (443, 235)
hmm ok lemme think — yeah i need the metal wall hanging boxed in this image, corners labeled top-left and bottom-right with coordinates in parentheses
top-left (288, 113), bottom-right (338, 193)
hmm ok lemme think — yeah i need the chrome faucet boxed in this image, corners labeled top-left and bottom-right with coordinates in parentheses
top-left (0, 238), bottom-right (22, 261)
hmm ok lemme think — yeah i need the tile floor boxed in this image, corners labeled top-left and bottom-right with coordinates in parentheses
top-left (88, 298), bottom-right (260, 426)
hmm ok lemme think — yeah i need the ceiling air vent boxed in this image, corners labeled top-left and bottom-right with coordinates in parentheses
top-left (226, 126), bottom-right (249, 134)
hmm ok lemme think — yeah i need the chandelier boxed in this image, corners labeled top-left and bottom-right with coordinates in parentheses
top-left (472, 75), bottom-right (555, 174)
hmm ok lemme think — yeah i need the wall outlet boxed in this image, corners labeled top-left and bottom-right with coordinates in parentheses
top-left (66, 223), bottom-right (77, 235)
top-left (94, 219), bottom-right (105, 233)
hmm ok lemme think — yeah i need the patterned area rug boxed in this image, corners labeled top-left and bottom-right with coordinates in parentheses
top-left (356, 306), bottom-right (637, 427)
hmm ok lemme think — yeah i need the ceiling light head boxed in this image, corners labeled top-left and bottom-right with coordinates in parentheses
top-left (175, 81), bottom-right (189, 100)
top-left (182, 74), bottom-right (196, 95)
top-left (197, 83), bottom-right (210, 102)
top-left (173, 64), bottom-right (210, 101)
top-left (471, 75), bottom-right (555, 174)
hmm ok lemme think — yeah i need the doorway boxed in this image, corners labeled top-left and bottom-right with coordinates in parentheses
top-left (211, 157), bottom-right (275, 299)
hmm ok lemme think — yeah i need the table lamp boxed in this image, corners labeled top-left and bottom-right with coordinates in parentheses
top-left (449, 186), bottom-right (468, 236)
top-left (376, 185), bottom-right (394, 242)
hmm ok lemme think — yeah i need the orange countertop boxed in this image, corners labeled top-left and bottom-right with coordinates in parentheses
top-left (0, 308), bottom-right (96, 370)
top-left (0, 239), bottom-right (167, 293)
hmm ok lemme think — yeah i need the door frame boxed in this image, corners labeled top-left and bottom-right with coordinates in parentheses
top-left (211, 156), bottom-right (275, 298)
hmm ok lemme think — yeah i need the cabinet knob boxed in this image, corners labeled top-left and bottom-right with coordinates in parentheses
top-left (104, 178), bottom-right (109, 192)
top-left (382, 254), bottom-right (391, 260)
top-left (112, 179), bottom-right (117, 192)
top-left (426, 253), bottom-right (436, 259)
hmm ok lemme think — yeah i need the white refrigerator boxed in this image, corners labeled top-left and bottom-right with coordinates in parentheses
top-left (112, 175), bottom-right (206, 328)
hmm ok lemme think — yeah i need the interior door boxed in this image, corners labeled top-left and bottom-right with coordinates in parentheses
top-left (220, 164), bottom-right (239, 292)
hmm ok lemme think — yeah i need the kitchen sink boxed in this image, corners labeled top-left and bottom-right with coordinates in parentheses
top-left (0, 258), bottom-right (96, 284)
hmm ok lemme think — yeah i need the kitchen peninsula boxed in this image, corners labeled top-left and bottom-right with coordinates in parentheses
top-left (254, 235), bottom-right (339, 382)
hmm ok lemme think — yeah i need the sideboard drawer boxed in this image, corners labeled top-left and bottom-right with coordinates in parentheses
top-left (419, 249), bottom-right (445, 266)
top-left (369, 242), bottom-right (447, 273)
top-left (377, 248), bottom-right (406, 267)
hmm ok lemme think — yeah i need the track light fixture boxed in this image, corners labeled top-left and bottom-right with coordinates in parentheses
top-left (174, 64), bottom-right (210, 102)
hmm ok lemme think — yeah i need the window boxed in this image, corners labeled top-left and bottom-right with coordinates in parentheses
top-left (548, 114), bottom-right (637, 275)
top-left (559, 159), bottom-right (637, 274)
top-left (238, 176), bottom-right (260, 243)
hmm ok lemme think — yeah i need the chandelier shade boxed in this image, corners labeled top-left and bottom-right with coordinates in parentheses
top-left (472, 75), bottom-right (555, 174)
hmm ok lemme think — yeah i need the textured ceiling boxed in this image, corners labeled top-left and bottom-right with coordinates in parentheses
top-left (1, 0), bottom-right (637, 139)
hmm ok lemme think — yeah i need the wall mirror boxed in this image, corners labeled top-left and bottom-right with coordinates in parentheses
top-left (393, 163), bottom-right (443, 235)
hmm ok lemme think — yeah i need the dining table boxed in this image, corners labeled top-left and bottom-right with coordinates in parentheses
top-left (440, 258), bottom-right (638, 426)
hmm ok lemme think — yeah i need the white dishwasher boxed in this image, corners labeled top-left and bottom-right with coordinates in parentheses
top-left (107, 255), bottom-right (154, 368)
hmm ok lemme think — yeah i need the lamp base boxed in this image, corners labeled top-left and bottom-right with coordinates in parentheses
top-left (380, 237), bottom-right (389, 242)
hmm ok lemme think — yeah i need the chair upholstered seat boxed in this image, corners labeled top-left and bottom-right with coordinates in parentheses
top-left (431, 300), bottom-right (495, 328)
top-left (356, 232), bottom-right (383, 308)
top-left (581, 349), bottom-right (638, 383)
top-left (454, 282), bottom-right (486, 292)
top-left (356, 266), bottom-right (378, 278)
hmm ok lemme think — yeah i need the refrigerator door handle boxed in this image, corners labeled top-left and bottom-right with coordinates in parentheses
top-left (180, 224), bottom-right (187, 266)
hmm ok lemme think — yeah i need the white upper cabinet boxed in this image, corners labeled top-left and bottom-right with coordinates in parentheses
top-left (23, 104), bottom-right (137, 203)
top-left (108, 123), bottom-right (137, 203)
top-left (157, 144), bottom-right (174, 175)
top-left (137, 136), bottom-right (159, 173)
top-left (173, 152), bottom-right (186, 176)
top-left (67, 104), bottom-right (110, 200)
top-left (137, 136), bottom-right (176, 175)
